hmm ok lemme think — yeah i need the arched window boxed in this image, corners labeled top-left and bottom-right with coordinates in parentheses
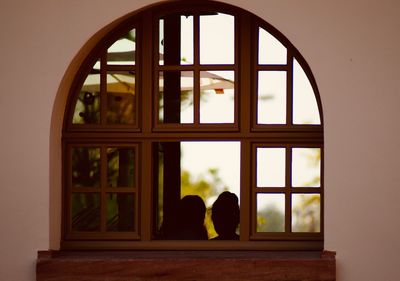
top-left (62, 0), bottom-right (323, 250)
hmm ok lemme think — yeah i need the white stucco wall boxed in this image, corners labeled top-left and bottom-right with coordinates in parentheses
top-left (0, 0), bottom-right (399, 280)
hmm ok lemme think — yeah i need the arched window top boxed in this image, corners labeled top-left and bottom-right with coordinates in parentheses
top-left (65, 0), bottom-right (323, 131)
top-left (62, 0), bottom-right (324, 251)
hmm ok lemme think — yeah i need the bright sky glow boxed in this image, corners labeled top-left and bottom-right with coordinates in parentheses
top-left (200, 13), bottom-right (234, 64)
top-left (293, 59), bottom-right (321, 124)
top-left (181, 141), bottom-right (241, 206)
top-left (257, 71), bottom-right (287, 124)
top-left (258, 27), bottom-right (287, 64)
top-left (292, 148), bottom-right (321, 187)
top-left (257, 148), bottom-right (286, 187)
top-left (181, 16), bottom-right (194, 64)
top-left (200, 71), bottom-right (234, 123)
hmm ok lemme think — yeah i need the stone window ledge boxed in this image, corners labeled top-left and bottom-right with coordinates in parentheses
top-left (36, 250), bottom-right (336, 281)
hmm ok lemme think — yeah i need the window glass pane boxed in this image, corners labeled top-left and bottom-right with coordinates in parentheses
top-left (71, 193), bottom-right (100, 231)
top-left (257, 71), bottom-right (286, 124)
top-left (257, 194), bottom-right (285, 232)
top-left (159, 71), bottom-right (194, 124)
top-left (106, 71), bottom-right (135, 124)
top-left (72, 147), bottom-right (100, 188)
top-left (258, 27), bottom-right (287, 65)
top-left (181, 15), bottom-right (193, 64)
top-left (107, 148), bottom-right (135, 188)
top-left (155, 141), bottom-right (240, 240)
top-left (292, 194), bottom-right (320, 232)
top-left (159, 19), bottom-right (164, 65)
top-left (107, 29), bottom-right (135, 65)
top-left (293, 59), bottom-right (321, 124)
top-left (73, 60), bottom-right (101, 124)
top-left (257, 148), bottom-right (286, 187)
top-left (292, 148), bottom-right (321, 187)
top-left (159, 16), bottom-right (194, 65)
top-left (107, 193), bottom-right (135, 231)
top-left (200, 13), bottom-right (234, 64)
top-left (180, 142), bottom-right (241, 200)
top-left (200, 71), bottom-right (234, 123)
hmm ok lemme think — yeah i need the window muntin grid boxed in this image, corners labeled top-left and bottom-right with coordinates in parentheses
top-left (62, 1), bottom-right (323, 250)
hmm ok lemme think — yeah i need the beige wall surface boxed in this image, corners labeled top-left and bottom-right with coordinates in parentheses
top-left (1, 0), bottom-right (399, 280)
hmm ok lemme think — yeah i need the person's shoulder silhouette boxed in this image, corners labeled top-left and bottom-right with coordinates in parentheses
top-left (211, 191), bottom-right (240, 240)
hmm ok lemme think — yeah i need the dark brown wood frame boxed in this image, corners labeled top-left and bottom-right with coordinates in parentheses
top-left (61, 0), bottom-right (324, 251)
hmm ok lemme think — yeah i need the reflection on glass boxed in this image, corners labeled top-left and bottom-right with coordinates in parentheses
top-left (257, 148), bottom-right (286, 187)
top-left (155, 141), bottom-right (240, 239)
top-left (257, 194), bottom-right (285, 232)
top-left (293, 59), bottom-right (321, 124)
top-left (72, 147), bottom-right (100, 188)
top-left (200, 71), bottom-right (234, 123)
top-left (159, 16), bottom-right (194, 65)
top-left (107, 148), bottom-right (135, 188)
top-left (258, 27), bottom-right (287, 65)
top-left (292, 194), bottom-right (320, 232)
top-left (71, 193), bottom-right (100, 231)
top-left (106, 71), bottom-right (135, 124)
top-left (257, 71), bottom-right (286, 124)
top-left (292, 148), bottom-right (321, 187)
top-left (107, 193), bottom-right (135, 231)
top-left (107, 29), bottom-right (136, 65)
top-left (200, 13), bottom-right (234, 64)
top-left (73, 60), bottom-right (101, 124)
top-left (159, 71), bottom-right (194, 123)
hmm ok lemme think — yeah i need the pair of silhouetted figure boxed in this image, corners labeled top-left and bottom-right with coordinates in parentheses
top-left (161, 191), bottom-right (239, 240)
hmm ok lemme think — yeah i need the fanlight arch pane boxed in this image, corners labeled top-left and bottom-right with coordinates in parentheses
top-left (72, 60), bottom-right (101, 125)
top-left (257, 71), bottom-right (287, 124)
top-left (107, 29), bottom-right (136, 65)
top-left (258, 27), bottom-right (287, 65)
top-left (200, 13), bottom-right (234, 65)
top-left (293, 59), bottom-right (321, 125)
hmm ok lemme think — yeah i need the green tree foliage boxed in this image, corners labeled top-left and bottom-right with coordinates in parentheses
top-left (257, 206), bottom-right (285, 232)
top-left (292, 194), bottom-right (320, 232)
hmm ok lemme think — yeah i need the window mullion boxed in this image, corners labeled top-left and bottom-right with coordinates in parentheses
top-left (100, 146), bottom-right (107, 232)
top-left (285, 146), bottom-right (292, 233)
top-left (142, 11), bottom-right (153, 134)
top-left (140, 141), bottom-right (152, 241)
top-left (140, 11), bottom-right (154, 240)
top-left (240, 139), bottom-right (251, 241)
top-left (240, 13), bottom-right (252, 134)
top-left (238, 13), bottom-right (252, 241)
top-left (286, 51), bottom-right (293, 126)
top-left (193, 14), bottom-right (200, 124)
top-left (100, 54), bottom-right (107, 126)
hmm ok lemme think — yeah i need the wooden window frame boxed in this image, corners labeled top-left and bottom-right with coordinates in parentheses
top-left (61, 0), bottom-right (324, 251)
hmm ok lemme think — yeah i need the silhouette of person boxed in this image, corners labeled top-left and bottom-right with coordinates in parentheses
top-left (176, 195), bottom-right (208, 240)
top-left (211, 191), bottom-right (240, 240)
top-left (160, 195), bottom-right (208, 240)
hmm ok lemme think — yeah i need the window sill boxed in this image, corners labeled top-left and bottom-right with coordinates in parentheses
top-left (36, 250), bottom-right (336, 281)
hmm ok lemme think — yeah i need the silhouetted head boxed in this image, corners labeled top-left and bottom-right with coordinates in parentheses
top-left (179, 195), bottom-right (206, 227)
top-left (211, 191), bottom-right (240, 240)
top-left (177, 195), bottom-right (208, 240)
